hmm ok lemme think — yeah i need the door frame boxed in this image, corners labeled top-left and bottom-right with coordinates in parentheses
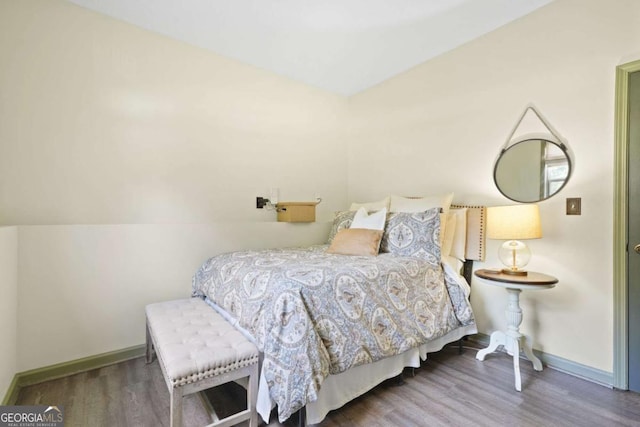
top-left (613, 59), bottom-right (640, 389)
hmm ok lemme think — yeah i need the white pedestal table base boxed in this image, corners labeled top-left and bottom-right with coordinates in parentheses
top-left (476, 288), bottom-right (543, 391)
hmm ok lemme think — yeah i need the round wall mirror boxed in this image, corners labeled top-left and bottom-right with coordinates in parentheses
top-left (494, 136), bottom-right (572, 203)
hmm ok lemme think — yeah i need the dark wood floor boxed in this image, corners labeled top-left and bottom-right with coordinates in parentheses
top-left (16, 344), bottom-right (640, 427)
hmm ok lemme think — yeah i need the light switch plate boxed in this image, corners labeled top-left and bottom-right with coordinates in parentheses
top-left (566, 198), bottom-right (581, 215)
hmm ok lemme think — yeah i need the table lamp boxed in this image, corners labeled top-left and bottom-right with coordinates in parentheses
top-left (487, 204), bottom-right (542, 276)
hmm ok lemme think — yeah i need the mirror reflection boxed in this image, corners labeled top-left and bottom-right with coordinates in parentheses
top-left (494, 138), bottom-right (571, 203)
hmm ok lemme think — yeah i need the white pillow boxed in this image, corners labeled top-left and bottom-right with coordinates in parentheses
top-left (350, 207), bottom-right (387, 231)
top-left (450, 208), bottom-right (468, 261)
top-left (389, 193), bottom-right (454, 214)
top-left (349, 197), bottom-right (390, 213)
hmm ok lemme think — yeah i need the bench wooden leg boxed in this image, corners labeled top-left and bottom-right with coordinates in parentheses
top-left (170, 387), bottom-right (183, 427)
top-left (248, 364), bottom-right (258, 427)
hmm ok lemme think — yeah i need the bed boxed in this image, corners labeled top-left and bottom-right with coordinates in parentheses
top-left (191, 200), bottom-right (486, 424)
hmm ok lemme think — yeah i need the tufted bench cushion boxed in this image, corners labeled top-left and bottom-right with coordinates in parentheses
top-left (146, 298), bottom-right (259, 427)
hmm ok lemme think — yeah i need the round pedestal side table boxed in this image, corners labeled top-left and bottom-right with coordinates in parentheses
top-left (474, 269), bottom-right (558, 392)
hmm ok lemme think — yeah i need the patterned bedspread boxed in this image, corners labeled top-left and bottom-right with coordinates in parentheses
top-left (191, 245), bottom-right (474, 421)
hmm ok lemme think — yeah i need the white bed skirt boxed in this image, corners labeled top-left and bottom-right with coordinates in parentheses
top-left (204, 297), bottom-right (476, 424)
top-left (300, 323), bottom-right (477, 424)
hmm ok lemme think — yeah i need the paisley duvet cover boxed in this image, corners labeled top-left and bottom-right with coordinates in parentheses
top-left (191, 245), bottom-right (474, 421)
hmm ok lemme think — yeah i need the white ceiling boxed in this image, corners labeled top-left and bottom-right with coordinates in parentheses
top-left (67, 0), bottom-right (553, 95)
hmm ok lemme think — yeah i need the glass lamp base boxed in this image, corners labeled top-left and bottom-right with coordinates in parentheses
top-left (498, 240), bottom-right (531, 275)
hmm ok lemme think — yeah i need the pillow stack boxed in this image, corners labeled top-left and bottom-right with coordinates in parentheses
top-left (326, 193), bottom-right (464, 264)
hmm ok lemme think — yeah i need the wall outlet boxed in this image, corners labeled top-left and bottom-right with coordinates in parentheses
top-left (566, 198), bottom-right (581, 215)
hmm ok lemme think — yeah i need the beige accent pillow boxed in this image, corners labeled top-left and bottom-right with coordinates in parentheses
top-left (326, 228), bottom-right (384, 256)
top-left (450, 208), bottom-right (468, 261)
top-left (441, 211), bottom-right (457, 257)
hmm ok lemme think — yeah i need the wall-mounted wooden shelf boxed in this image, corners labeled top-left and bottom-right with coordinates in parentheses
top-left (276, 201), bottom-right (319, 222)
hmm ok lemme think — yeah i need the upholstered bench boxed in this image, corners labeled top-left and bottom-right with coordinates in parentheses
top-left (145, 298), bottom-right (259, 427)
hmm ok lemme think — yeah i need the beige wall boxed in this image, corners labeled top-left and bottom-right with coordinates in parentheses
top-left (0, 0), bottom-right (348, 225)
top-left (16, 222), bottom-right (329, 371)
top-left (2, 0), bottom-right (638, 381)
top-left (0, 0), bottom-right (346, 377)
top-left (0, 227), bottom-right (17, 400)
top-left (348, 0), bottom-right (640, 372)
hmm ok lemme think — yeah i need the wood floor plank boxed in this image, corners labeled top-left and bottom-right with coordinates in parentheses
top-left (15, 345), bottom-right (640, 426)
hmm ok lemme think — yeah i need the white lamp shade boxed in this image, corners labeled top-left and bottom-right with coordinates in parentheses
top-left (487, 204), bottom-right (542, 240)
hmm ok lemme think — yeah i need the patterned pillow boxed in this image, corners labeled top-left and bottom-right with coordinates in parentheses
top-left (380, 207), bottom-right (441, 264)
top-left (327, 210), bottom-right (356, 243)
